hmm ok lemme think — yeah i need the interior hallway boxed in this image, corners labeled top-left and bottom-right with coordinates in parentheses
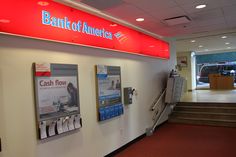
top-left (115, 123), bottom-right (236, 157)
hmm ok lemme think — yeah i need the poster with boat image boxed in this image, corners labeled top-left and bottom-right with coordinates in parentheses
top-left (96, 65), bottom-right (123, 121)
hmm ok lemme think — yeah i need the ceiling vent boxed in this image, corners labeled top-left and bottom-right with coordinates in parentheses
top-left (163, 16), bottom-right (191, 26)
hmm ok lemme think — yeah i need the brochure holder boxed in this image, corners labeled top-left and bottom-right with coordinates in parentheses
top-left (95, 65), bottom-right (123, 121)
top-left (33, 63), bottom-right (82, 140)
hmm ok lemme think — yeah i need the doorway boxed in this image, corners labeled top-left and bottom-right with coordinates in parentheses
top-left (196, 52), bottom-right (236, 89)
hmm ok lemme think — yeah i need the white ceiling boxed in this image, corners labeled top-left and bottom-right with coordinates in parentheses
top-left (176, 31), bottom-right (236, 54)
top-left (58, 0), bottom-right (236, 53)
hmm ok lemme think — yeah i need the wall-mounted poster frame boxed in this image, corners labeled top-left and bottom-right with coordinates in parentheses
top-left (95, 65), bottom-right (123, 121)
top-left (177, 56), bottom-right (188, 67)
top-left (33, 63), bottom-right (82, 140)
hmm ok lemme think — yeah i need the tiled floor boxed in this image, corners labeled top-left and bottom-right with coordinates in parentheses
top-left (181, 90), bottom-right (236, 103)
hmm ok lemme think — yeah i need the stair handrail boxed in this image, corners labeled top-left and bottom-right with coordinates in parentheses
top-left (146, 88), bottom-right (169, 136)
top-left (150, 88), bottom-right (167, 111)
top-left (152, 103), bottom-right (169, 131)
top-left (146, 71), bottom-right (185, 136)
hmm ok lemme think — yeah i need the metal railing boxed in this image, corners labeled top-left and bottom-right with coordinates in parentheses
top-left (150, 88), bottom-right (167, 111)
top-left (146, 88), bottom-right (168, 136)
top-left (146, 75), bottom-right (185, 136)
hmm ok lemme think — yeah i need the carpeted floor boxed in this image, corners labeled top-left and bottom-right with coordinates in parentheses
top-left (115, 123), bottom-right (236, 157)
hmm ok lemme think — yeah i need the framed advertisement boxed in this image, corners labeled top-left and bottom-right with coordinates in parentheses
top-left (177, 56), bottom-right (188, 67)
top-left (34, 63), bottom-right (82, 140)
top-left (95, 65), bottom-right (123, 121)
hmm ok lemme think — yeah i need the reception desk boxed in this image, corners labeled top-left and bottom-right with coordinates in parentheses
top-left (209, 74), bottom-right (234, 89)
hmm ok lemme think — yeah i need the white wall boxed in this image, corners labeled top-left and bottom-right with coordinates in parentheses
top-left (0, 34), bottom-right (175, 157)
top-left (177, 51), bottom-right (195, 91)
top-left (191, 52), bottom-right (196, 90)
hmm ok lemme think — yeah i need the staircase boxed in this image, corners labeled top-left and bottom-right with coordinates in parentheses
top-left (169, 102), bottom-right (236, 127)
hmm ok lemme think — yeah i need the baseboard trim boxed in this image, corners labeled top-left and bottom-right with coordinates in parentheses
top-left (104, 133), bottom-right (145, 157)
top-left (104, 121), bottom-right (168, 157)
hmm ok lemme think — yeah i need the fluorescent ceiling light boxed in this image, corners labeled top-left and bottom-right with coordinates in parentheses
top-left (191, 40), bottom-right (196, 43)
top-left (195, 4), bottom-right (206, 9)
top-left (221, 36), bottom-right (227, 39)
top-left (136, 18), bottom-right (144, 22)
top-left (199, 45), bottom-right (203, 48)
top-left (227, 47), bottom-right (231, 49)
top-left (225, 42), bottom-right (230, 45)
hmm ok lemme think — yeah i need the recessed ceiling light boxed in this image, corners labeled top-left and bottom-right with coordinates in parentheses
top-left (191, 40), bottom-right (196, 43)
top-left (199, 45), bottom-right (203, 48)
top-left (221, 36), bottom-right (227, 39)
top-left (136, 18), bottom-right (144, 22)
top-left (196, 4), bottom-right (206, 9)
top-left (37, 1), bottom-right (49, 6)
top-left (225, 42), bottom-right (230, 45)
top-left (227, 47), bottom-right (231, 49)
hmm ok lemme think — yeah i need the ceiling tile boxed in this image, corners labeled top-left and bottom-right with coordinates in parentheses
top-left (188, 17), bottom-right (226, 28)
top-left (221, 4), bottom-right (236, 26)
top-left (80, 0), bottom-right (124, 10)
top-left (174, 0), bottom-right (205, 5)
top-left (137, 21), bottom-right (166, 30)
top-left (189, 8), bottom-right (224, 20)
top-left (225, 16), bottom-right (236, 26)
top-left (189, 23), bottom-right (227, 32)
top-left (105, 3), bottom-right (147, 19)
top-left (149, 6), bottom-right (186, 20)
top-left (186, 8), bottom-right (226, 28)
top-left (222, 4), bottom-right (236, 16)
top-left (180, 0), bottom-right (223, 14)
top-left (123, 0), bottom-right (178, 12)
top-left (153, 25), bottom-right (190, 36)
top-left (219, 0), bottom-right (236, 7)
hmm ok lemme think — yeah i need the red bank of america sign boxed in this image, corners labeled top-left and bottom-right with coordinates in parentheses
top-left (0, 0), bottom-right (170, 59)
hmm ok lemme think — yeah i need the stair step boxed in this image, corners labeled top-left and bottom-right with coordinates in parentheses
top-left (174, 106), bottom-right (236, 113)
top-left (175, 106), bottom-right (236, 110)
top-left (173, 111), bottom-right (236, 116)
top-left (170, 102), bottom-right (236, 127)
top-left (177, 102), bottom-right (236, 108)
top-left (168, 117), bottom-right (236, 127)
top-left (171, 111), bottom-right (236, 120)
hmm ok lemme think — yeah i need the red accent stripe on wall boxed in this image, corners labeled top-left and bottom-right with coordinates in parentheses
top-left (35, 72), bottom-right (51, 77)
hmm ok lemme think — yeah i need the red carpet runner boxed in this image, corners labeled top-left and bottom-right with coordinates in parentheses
top-left (116, 123), bottom-right (236, 157)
